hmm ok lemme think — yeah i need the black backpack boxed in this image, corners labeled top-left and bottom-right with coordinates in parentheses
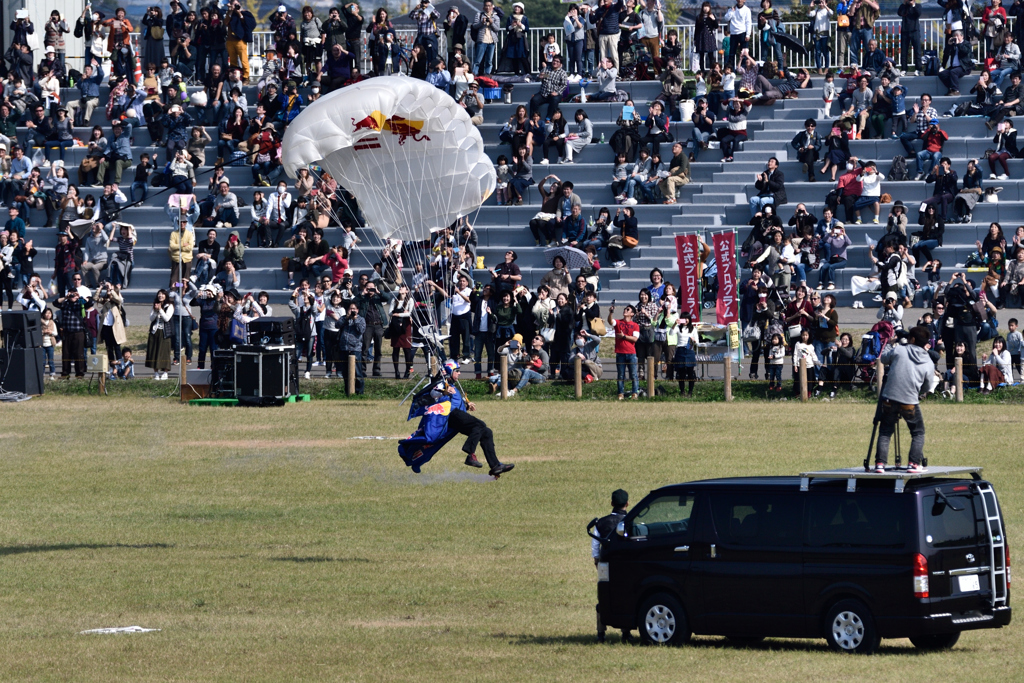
top-left (888, 155), bottom-right (909, 181)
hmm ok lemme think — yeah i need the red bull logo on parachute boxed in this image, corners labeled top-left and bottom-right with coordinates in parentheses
top-left (351, 111), bottom-right (431, 146)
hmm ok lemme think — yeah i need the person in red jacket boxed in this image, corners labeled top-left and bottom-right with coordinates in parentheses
top-left (607, 302), bottom-right (640, 400)
top-left (915, 118), bottom-right (948, 179)
top-left (308, 244), bottom-right (349, 283)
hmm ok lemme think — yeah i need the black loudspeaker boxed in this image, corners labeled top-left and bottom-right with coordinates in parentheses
top-left (234, 347), bottom-right (298, 400)
top-left (1, 310), bottom-right (43, 348)
top-left (247, 317), bottom-right (295, 346)
top-left (211, 349), bottom-right (236, 398)
top-left (0, 347), bottom-right (45, 395)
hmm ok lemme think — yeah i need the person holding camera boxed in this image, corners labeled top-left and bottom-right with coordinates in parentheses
top-left (470, 0), bottom-right (503, 76)
top-left (225, 1), bottom-right (256, 82)
top-left (749, 157), bottom-right (786, 218)
top-left (939, 29), bottom-right (974, 96)
top-left (819, 222), bottom-right (851, 291)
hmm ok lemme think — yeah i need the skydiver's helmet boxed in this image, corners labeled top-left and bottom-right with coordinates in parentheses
top-left (442, 359), bottom-right (459, 377)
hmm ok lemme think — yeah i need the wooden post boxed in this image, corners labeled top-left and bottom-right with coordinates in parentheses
top-left (99, 370), bottom-right (106, 396)
top-left (180, 353), bottom-right (187, 403)
top-left (499, 354), bottom-right (508, 398)
top-left (724, 354), bottom-right (732, 402)
top-left (646, 356), bottom-right (655, 398)
top-left (875, 358), bottom-right (885, 397)
top-left (955, 357), bottom-right (964, 402)
top-left (799, 357), bottom-right (808, 402)
top-left (346, 354), bottom-right (356, 396)
top-left (574, 356), bottom-right (583, 399)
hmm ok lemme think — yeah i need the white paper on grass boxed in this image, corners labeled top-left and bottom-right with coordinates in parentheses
top-left (281, 76), bottom-right (496, 245)
top-left (80, 626), bottom-right (161, 635)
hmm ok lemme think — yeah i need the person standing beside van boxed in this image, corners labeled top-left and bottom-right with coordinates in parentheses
top-left (873, 326), bottom-right (935, 473)
top-left (590, 489), bottom-right (632, 643)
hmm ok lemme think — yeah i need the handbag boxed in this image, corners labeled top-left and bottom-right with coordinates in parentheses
top-left (638, 326), bottom-right (655, 345)
top-left (149, 25), bottom-right (165, 40)
top-left (281, 256), bottom-right (291, 272)
top-left (787, 324), bottom-right (803, 341)
top-left (229, 318), bottom-right (247, 345)
top-left (742, 323), bottom-right (761, 341)
top-left (837, 14), bottom-right (850, 28)
top-left (191, 315), bottom-right (199, 332)
top-left (540, 326), bottom-right (555, 342)
top-left (589, 317), bottom-right (607, 336)
top-left (623, 235), bottom-right (639, 248)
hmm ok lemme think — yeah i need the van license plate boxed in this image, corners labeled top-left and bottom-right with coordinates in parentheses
top-left (958, 574), bottom-right (980, 592)
top-left (597, 562), bottom-right (609, 582)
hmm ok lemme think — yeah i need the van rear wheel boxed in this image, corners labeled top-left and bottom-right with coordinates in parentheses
top-left (909, 632), bottom-right (960, 650)
top-left (825, 599), bottom-right (880, 654)
top-left (637, 593), bottom-right (691, 646)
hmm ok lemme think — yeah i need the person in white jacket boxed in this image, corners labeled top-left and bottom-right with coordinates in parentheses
top-left (854, 161), bottom-right (882, 224)
top-left (791, 327), bottom-right (821, 394)
top-left (723, 0), bottom-right (752, 69)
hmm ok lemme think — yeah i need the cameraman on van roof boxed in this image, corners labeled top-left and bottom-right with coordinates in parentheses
top-left (873, 326), bottom-right (936, 474)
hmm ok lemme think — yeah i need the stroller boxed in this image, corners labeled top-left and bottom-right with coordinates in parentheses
top-left (854, 320), bottom-right (895, 386)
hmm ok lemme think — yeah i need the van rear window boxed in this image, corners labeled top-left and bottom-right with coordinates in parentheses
top-left (806, 496), bottom-right (906, 548)
top-left (924, 494), bottom-right (980, 548)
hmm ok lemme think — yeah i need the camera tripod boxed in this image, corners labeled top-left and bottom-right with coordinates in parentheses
top-left (863, 399), bottom-right (929, 472)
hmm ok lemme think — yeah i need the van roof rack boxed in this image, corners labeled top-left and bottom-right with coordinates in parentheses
top-left (799, 466), bottom-right (984, 494)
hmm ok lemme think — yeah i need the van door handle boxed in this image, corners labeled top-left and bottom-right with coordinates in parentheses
top-left (674, 545), bottom-right (689, 553)
top-left (710, 544), bottom-right (717, 558)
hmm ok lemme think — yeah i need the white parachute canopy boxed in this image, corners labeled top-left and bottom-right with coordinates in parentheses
top-left (281, 76), bottom-right (496, 242)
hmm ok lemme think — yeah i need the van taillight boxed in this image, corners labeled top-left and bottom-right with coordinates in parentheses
top-left (914, 553), bottom-right (929, 598)
top-left (1007, 542), bottom-right (1012, 588)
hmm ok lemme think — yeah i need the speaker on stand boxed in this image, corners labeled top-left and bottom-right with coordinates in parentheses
top-left (0, 310), bottom-right (45, 396)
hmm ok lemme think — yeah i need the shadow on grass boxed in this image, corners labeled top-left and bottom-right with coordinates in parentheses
top-left (496, 633), bottom-right (927, 655)
top-left (0, 542), bottom-right (174, 557)
top-left (269, 556), bottom-right (371, 563)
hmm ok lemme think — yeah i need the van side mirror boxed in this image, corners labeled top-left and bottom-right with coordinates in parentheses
top-left (616, 520), bottom-right (626, 537)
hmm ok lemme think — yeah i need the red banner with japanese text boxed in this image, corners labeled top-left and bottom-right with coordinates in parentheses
top-left (712, 231), bottom-right (738, 325)
top-left (675, 234), bottom-right (700, 321)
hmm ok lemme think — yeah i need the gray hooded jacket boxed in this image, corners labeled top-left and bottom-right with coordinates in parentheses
top-left (880, 343), bottom-right (935, 406)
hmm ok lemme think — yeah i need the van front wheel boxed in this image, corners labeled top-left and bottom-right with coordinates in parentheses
top-left (637, 593), bottom-right (691, 646)
top-left (909, 632), bottom-right (960, 650)
top-left (825, 599), bottom-right (880, 654)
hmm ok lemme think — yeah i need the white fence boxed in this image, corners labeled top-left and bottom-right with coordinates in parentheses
top-left (118, 16), bottom-right (1000, 79)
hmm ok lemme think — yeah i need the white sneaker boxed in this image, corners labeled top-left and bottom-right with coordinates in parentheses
top-left (507, 388), bottom-right (516, 397)
top-left (872, 294), bottom-right (883, 302)
top-left (539, 158), bottom-right (549, 165)
top-left (622, 198), bottom-right (637, 205)
top-left (852, 301), bottom-right (864, 309)
top-left (216, 221), bottom-right (224, 228)
top-left (304, 371), bottom-right (311, 379)
top-left (998, 174), bottom-right (1009, 180)
top-left (990, 173), bottom-right (998, 179)
top-left (615, 260), bottom-right (627, 268)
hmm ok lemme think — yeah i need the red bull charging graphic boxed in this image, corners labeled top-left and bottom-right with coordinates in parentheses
top-left (351, 111), bottom-right (431, 146)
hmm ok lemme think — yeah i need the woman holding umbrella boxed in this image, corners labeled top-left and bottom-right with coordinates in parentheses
top-left (540, 254), bottom-right (572, 300)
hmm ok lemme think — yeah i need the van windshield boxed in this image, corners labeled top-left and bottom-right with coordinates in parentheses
top-left (924, 494), bottom-right (980, 548)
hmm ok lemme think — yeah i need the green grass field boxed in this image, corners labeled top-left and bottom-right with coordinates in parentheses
top-left (0, 397), bottom-right (1019, 681)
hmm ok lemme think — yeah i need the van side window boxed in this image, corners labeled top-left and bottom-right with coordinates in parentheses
top-left (806, 496), bottom-right (906, 548)
top-left (710, 494), bottom-right (802, 547)
top-left (631, 494), bottom-right (695, 539)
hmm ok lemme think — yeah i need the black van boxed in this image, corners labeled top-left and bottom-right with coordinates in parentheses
top-left (592, 467), bottom-right (1011, 653)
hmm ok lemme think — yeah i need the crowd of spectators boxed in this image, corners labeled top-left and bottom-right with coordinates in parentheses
top-left (2, 0), bottom-right (1023, 397)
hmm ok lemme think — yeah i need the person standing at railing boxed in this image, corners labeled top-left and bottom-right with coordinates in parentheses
top-left (898, 0), bottom-right (922, 73)
top-left (564, 4), bottom-right (586, 77)
top-left (594, 0), bottom-right (625, 73)
top-left (848, 0), bottom-right (879, 68)
top-left (102, 8), bottom-right (135, 82)
top-left (724, 0), bottom-right (752, 69)
top-left (638, 0), bottom-right (665, 73)
top-left (580, 4), bottom-right (597, 76)
top-left (809, 0), bottom-right (832, 74)
top-left (939, 29), bottom-right (973, 96)
top-left (694, 2), bottom-right (719, 72)
top-left (1010, 0), bottom-right (1024, 49)
top-left (757, 0), bottom-right (783, 69)
top-left (409, 0), bottom-right (441, 65)
top-left (471, 0), bottom-right (503, 76)
top-left (503, 4), bottom-right (530, 76)
top-left (342, 3), bottom-right (364, 58)
top-left (983, 0), bottom-right (1009, 57)
top-left (444, 6), bottom-right (468, 72)
top-left (226, 1), bottom-right (256, 82)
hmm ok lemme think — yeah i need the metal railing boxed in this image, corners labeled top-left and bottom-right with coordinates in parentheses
top-left (129, 16), bottom-right (1002, 79)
